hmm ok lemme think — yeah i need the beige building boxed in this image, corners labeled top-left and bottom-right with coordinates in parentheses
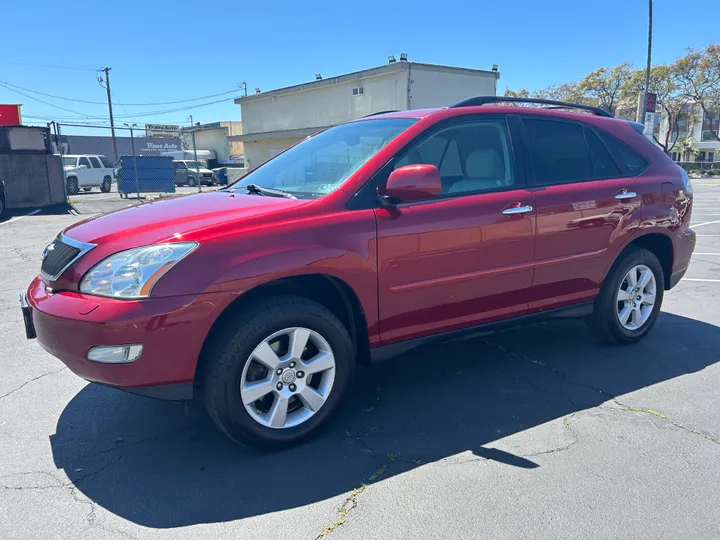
top-left (192, 121), bottom-right (244, 164)
top-left (231, 61), bottom-right (500, 170)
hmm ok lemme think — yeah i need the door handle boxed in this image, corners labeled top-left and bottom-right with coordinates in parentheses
top-left (615, 191), bottom-right (637, 200)
top-left (502, 205), bottom-right (533, 215)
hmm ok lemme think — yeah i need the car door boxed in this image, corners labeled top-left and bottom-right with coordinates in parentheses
top-left (77, 157), bottom-right (93, 187)
top-left (374, 116), bottom-right (536, 344)
top-left (521, 116), bottom-right (641, 312)
top-left (173, 161), bottom-right (187, 185)
top-left (89, 156), bottom-right (104, 185)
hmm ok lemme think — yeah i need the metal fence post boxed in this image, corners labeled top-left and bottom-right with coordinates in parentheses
top-left (129, 125), bottom-right (140, 199)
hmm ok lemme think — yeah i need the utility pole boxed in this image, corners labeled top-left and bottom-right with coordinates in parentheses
top-left (189, 115), bottom-right (201, 193)
top-left (639, 0), bottom-right (653, 124)
top-left (102, 67), bottom-right (119, 163)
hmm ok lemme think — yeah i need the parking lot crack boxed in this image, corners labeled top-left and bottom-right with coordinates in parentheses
top-left (610, 400), bottom-right (720, 446)
top-left (0, 366), bottom-right (67, 401)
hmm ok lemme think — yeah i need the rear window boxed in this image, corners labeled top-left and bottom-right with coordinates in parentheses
top-left (597, 130), bottom-right (649, 175)
top-left (524, 118), bottom-right (592, 185)
top-left (585, 128), bottom-right (621, 179)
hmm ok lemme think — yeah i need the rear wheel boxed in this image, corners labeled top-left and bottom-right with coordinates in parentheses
top-left (101, 176), bottom-right (111, 193)
top-left (187, 176), bottom-right (197, 187)
top-left (202, 296), bottom-right (354, 448)
top-left (66, 177), bottom-right (79, 195)
top-left (586, 248), bottom-right (664, 344)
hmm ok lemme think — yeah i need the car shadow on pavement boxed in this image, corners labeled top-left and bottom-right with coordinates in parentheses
top-left (50, 312), bottom-right (718, 528)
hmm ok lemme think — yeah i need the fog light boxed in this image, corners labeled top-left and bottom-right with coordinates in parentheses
top-left (87, 344), bottom-right (143, 364)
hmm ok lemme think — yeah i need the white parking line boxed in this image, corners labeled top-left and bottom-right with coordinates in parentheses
top-left (0, 209), bottom-right (41, 226)
top-left (696, 234), bottom-right (720, 237)
top-left (693, 253), bottom-right (720, 256)
top-left (683, 278), bottom-right (720, 283)
top-left (691, 219), bottom-right (720, 229)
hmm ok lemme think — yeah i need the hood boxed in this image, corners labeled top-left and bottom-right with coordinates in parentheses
top-left (63, 191), bottom-right (310, 247)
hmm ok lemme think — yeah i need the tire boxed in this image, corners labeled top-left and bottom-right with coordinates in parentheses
top-left (202, 296), bottom-right (355, 449)
top-left (101, 177), bottom-right (111, 193)
top-left (82, 188), bottom-right (92, 192)
top-left (0, 194), bottom-right (5, 220)
top-left (586, 248), bottom-right (664, 345)
top-left (66, 177), bottom-right (79, 196)
top-left (187, 177), bottom-right (197, 187)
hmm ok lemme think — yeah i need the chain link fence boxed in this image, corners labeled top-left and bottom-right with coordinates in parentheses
top-left (49, 123), bottom-right (224, 199)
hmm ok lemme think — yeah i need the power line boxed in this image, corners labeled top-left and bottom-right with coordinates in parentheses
top-left (0, 60), bottom-right (98, 72)
top-left (0, 80), bottom-right (242, 106)
top-left (1, 81), bottom-right (236, 121)
top-left (0, 82), bottom-right (107, 120)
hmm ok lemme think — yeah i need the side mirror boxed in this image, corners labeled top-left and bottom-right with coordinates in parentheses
top-left (383, 164), bottom-right (441, 204)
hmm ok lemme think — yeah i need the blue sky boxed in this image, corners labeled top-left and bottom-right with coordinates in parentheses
top-left (2, 0), bottom-right (719, 128)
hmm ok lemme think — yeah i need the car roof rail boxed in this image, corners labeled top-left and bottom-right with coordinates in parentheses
top-left (363, 110), bottom-right (398, 117)
top-left (448, 96), bottom-right (614, 118)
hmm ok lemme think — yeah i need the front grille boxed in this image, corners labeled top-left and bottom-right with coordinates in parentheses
top-left (202, 173), bottom-right (213, 178)
top-left (41, 237), bottom-right (81, 279)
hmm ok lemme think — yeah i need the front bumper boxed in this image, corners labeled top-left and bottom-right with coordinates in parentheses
top-left (24, 276), bottom-right (230, 400)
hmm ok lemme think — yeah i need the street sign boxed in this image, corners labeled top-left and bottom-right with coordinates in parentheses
top-left (643, 112), bottom-right (657, 139)
top-left (145, 124), bottom-right (180, 137)
top-left (646, 92), bottom-right (657, 113)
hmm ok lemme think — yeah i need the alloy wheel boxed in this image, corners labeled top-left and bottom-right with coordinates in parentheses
top-left (616, 264), bottom-right (657, 330)
top-left (239, 327), bottom-right (336, 429)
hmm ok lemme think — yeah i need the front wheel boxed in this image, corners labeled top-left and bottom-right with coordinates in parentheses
top-left (187, 177), bottom-right (197, 187)
top-left (202, 296), bottom-right (354, 448)
top-left (66, 177), bottom-right (79, 195)
top-left (586, 248), bottom-right (664, 344)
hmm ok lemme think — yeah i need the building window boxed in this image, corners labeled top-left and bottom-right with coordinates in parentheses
top-left (352, 87), bottom-right (363, 96)
top-left (698, 151), bottom-right (706, 162)
top-left (709, 152), bottom-right (715, 163)
top-left (671, 152), bottom-right (678, 161)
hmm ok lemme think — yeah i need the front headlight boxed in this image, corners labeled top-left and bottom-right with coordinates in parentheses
top-left (79, 242), bottom-right (198, 299)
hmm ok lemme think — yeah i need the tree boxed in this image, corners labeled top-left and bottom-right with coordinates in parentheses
top-left (673, 45), bottom-right (720, 142)
top-left (578, 62), bottom-right (634, 115)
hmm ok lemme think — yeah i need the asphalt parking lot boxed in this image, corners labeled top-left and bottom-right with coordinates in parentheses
top-left (1, 182), bottom-right (719, 540)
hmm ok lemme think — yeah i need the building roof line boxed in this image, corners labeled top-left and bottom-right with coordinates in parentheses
top-left (235, 62), bottom-right (499, 104)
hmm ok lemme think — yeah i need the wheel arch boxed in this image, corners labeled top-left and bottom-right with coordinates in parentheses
top-left (611, 232), bottom-right (674, 290)
top-left (194, 273), bottom-right (370, 387)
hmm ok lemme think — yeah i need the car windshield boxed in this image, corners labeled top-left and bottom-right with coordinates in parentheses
top-left (231, 118), bottom-right (417, 199)
top-left (62, 157), bottom-right (77, 167)
top-left (184, 161), bottom-right (203, 169)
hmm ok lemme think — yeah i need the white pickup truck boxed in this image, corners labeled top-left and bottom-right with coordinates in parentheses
top-left (62, 155), bottom-right (115, 194)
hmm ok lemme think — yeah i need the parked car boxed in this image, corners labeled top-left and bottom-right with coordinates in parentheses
top-left (173, 160), bottom-right (216, 187)
top-left (62, 155), bottom-right (115, 194)
top-left (22, 97), bottom-right (696, 449)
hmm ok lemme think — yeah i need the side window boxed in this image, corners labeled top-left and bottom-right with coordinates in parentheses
top-left (89, 157), bottom-right (102, 168)
top-left (393, 120), bottom-right (514, 196)
top-left (597, 130), bottom-right (649, 175)
top-left (79, 157), bottom-right (91, 168)
top-left (585, 128), bottom-right (621, 179)
top-left (99, 156), bottom-right (113, 167)
top-left (524, 118), bottom-right (592, 185)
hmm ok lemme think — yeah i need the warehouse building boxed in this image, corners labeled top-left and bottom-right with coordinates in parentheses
top-left (231, 59), bottom-right (500, 170)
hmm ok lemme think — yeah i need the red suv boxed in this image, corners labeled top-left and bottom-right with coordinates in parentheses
top-left (21, 97), bottom-right (695, 448)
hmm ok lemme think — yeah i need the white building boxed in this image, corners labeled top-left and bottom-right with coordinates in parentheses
top-left (190, 121), bottom-right (244, 165)
top-left (656, 105), bottom-right (719, 165)
top-left (231, 61), bottom-right (500, 170)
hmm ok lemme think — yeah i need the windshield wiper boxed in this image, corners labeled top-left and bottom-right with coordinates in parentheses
top-left (244, 184), bottom-right (296, 199)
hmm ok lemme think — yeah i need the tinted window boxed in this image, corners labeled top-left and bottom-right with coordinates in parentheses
top-left (394, 120), bottom-right (514, 195)
top-left (79, 157), bottom-right (91, 168)
top-left (585, 128), bottom-right (621, 179)
top-left (99, 156), bottom-right (113, 167)
top-left (597, 130), bottom-right (649, 175)
top-left (89, 157), bottom-right (102, 168)
top-left (524, 119), bottom-right (592, 185)
top-left (173, 162), bottom-right (186, 170)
